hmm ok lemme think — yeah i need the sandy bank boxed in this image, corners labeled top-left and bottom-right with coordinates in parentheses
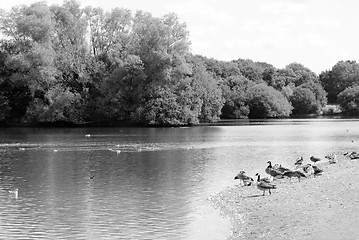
top-left (210, 156), bottom-right (359, 240)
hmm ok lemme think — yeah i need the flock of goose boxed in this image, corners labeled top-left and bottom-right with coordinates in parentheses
top-left (234, 151), bottom-right (359, 196)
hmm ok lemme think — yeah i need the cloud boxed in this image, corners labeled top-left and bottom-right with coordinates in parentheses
top-left (260, 1), bottom-right (308, 15)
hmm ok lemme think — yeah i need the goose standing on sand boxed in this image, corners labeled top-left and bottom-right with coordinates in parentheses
top-left (255, 173), bottom-right (277, 195)
top-left (234, 171), bottom-right (254, 186)
top-left (283, 170), bottom-right (307, 182)
top-left (302, 164), bottom-right (315, 177)
top-left (310, 156), bottom-right (321, 164)
top-left (266, 161), bottom-right (284, 179)
top-left (344, 151), bottom-right (359, 160)
top-left (255, 173), bottom-right (272, 183)
top-left (312, 165), bottom-right (323, 177)
top-left (294, 157), bottom-right (304, 168)
top-left (325, 153), bottom-right (338, 164)
top-left (273, 164), bottom-right (291, 174)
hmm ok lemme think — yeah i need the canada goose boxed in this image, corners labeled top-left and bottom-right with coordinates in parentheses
top-left (255, 173), bottom-right (272, 183)
top-left (344, 152), bottom-right (359, 160)
top-left (256, 174), bottom-right (276, 195)
top-left (294, 157), bottom-right (304, 168)
top-left (310, 156), bottom-right (321, 164)
top-left (312, 165), bottom-right (323, 177)
top-left (266, 161), bottom-right (284, 179)
top-left (8, 188), bottom-right (18, 198)
top-left (283, 170), bottom-right (307, 182)
top-left (325, 153), bottom-right (337, 164)
top-left (273, 164), bottom-right (291, 173)
top-left (234, 171), bottom-right (254, 186)
top-left (302, 164), bottom-right (314, 177)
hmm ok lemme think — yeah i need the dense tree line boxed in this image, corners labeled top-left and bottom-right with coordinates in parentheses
top-left (0, 1), bottom-right (358, 126)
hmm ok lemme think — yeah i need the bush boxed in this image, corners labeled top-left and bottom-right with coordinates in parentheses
top-left (337, 86), bottom-right (359, 116)
top-left (290, 87), bottom-right (317, 114)
top-left (246, 83), bottom-right (292, 118)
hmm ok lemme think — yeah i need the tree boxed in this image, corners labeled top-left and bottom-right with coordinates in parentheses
top-left (0, 2), bottom-right (56, 122)
top-left (51, 0), bottom-right (89, 92)
top-left (221, 75), bottom-right (254, 119)
top-left (235, 59), bottom-right (264, 83)
top-left (290, 87), bottom-right (317, 114)
top-left (300, 80), bottom-right (327, 112)
top-left (319, 60), bottom-right (359, 103)
top-left (337, 86), bottom-right (359, 116)
top-left (26, 85), bottom-right (83, 123)
top-left (84, 6), bottom-right (133, 63)
top-left (246, 83), bottom-right (292, 118)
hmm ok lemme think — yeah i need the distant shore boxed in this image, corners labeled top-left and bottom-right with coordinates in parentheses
top-left (210, 155), bottom-right (359, 239)
top-left (1, 113), bottom-right (357, 129)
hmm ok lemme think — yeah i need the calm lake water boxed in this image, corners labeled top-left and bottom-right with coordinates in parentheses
top-left (0, 119), bottom-right (358, 239)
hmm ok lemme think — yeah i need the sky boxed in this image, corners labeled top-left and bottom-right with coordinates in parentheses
top-left (1, 0), bottom-right (359, 74)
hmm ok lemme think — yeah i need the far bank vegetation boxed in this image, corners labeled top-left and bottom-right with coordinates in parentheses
top-left (1, 1), bottom-right (359, 126)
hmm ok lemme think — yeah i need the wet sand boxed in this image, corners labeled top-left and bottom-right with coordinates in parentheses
top-left (210, 156), bottom-right (359, 239)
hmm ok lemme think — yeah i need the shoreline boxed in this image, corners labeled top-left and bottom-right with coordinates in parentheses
top-left (210, 155), bottom-right (359, 239)
top-left (1, 115), bottom-right (357, 128)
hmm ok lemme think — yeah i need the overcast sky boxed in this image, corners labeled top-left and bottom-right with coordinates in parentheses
top-left (2, 0), bottom-right (359, 74)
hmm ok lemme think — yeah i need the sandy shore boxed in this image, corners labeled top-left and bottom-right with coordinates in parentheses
top-left (210, 155), bottom-right (359, 240)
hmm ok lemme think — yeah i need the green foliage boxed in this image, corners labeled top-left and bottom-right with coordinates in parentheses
top-left (221, 75), bottom-right (254, 119)
top-left (337, 86), bottom-right (359, 116)
top-left (26, 85), bottom-right (83, 122)
top-left (319, 60), bottom-right (359, 103)
top-left (0, 88), bottom-right (10, 121)
top-left (290, 87), bottom-right (317, 114)
top-left (235, 59), bottom-right (264, 83)
top-left (246, 83), bottom-right (292, 118)
top-left (0, 1), bottom-right (342, 125)
top-left (300, 80), bottom-right (327, 112)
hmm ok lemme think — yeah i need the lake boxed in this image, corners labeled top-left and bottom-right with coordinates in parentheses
top-left (0, 119), bottom-right (358, 239)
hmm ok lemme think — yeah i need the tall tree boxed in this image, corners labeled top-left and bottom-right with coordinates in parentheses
top-left (0, 2), bottom-right (56, 122)
top-left (320, 60), bottom-right (359, 103)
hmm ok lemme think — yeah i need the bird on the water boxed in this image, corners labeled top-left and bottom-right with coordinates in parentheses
top-left (8, 188), bottom-right (18, 198)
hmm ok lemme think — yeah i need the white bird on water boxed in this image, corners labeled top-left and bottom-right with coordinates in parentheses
top-left (108, 147), bottom-right (121, 154)
top-left (8, 188), bottom-right (18, 198)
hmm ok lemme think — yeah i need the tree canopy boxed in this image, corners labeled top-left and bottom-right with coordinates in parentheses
top-left (1, 1), bottom-right (358, 126)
